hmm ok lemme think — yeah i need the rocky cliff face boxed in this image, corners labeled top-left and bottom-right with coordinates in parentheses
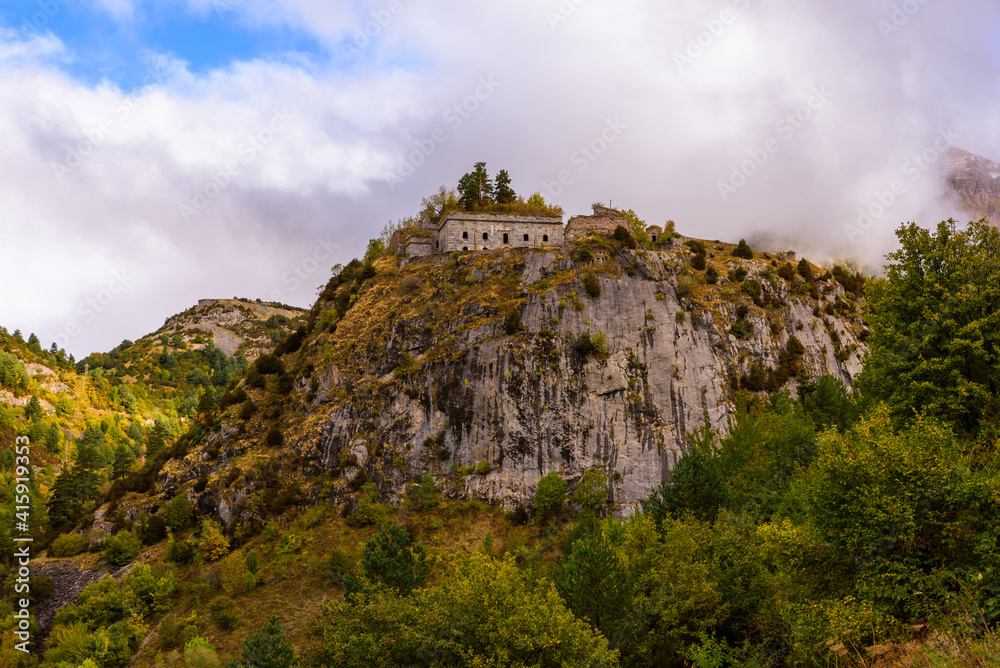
top-left (156, 236), bottom-right (866, 524)
top-left (946, 147), bottom-right (1000, 222)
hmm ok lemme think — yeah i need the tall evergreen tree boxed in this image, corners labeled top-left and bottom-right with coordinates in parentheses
top-left (494, 169), bottom-right (516, 204)
top-left (457, 162), bottom-right (493, 210)
top-left (24, 394), bottom-right (44, 422)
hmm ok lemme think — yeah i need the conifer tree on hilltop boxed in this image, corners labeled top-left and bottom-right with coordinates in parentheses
top-left (494, 168), bottom-right (517, 204)
top-left (457, 161), bottom-right (493, 209)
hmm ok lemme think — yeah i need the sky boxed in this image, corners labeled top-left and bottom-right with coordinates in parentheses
top-left (2, 0), bottom-right (999, 358)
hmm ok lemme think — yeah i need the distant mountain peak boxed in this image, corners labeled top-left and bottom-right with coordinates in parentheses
top-left (945, 147), bottom-right (1000, 222)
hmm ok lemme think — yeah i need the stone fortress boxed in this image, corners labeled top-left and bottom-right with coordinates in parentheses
top-left (390, 204), bottom-right (668, 259)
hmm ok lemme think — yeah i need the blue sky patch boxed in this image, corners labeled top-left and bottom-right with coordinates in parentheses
top-left (1, 0), bottom-right (326, 89)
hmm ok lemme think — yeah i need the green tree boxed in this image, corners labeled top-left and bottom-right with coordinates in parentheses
top-left (556, 525), bottom-right (641, 657)
top-left (232, 613), bottom-right (297, 668)
top-left (535, 471), bottom-right (568, 521)
top-left (24, 394), bottom-right (44, 422)
top-left (357, 522), bottom-right (429, 596)
top-left (644, 446), bottom-right (726, 525)
top-left (571, 469), bottom-right (610, 512)
top-left (111, 444), bottom-right (135, 480)
top-left (804, 406), bottom-right (963, 572)
top-left (104, 530), bottom-right (141, 566)
top-left (304, 554), bottom-right (617, 668)
top-left (45, 422), bottom-right (62, 454)
top-left (419, 185), bottom-right (459, 222)
top-left (457, 162), bottom-right (493, 210)
top-left (733, 239), bottom-right (753, 259)
top-left (857, 219), bottom-right (1000, 433)
top-left (167, 493), bottom-right (194, 532)
top-left (493, 168), bottom-right (516, 204)
top-left (119, 385), bottom-right (138, 416)
top-left (622, 209), bottom-right (648, 243)
top-left (146, 420), bottom-right (168, 459)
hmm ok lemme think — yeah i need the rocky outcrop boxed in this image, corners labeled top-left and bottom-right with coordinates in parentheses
top-left (148, 298), bottom-right (306, 360)
top-left (946, 147), bottom-right (1000, 222)
top-left (291, 244), bottom-right (865, 516)
top-left (159, 240), bottom-right (866, 523)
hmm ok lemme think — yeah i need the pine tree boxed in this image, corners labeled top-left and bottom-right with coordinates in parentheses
top-left (24, 394), bottom-right (44, 422)
top-left (360, 522), bottom-right (430, 596)
top-left (112, 444), bottom-right (135, 480)
top-left (45, 422), bottom-right (61, 454)
top-left (457, 162), bottom-right (493, 210)
top-left (146, 421), bottom-right (168, 459)
top-left (232, 613), bottom-right (297, 668)
top-left (494, 169), bottom-right (516, 204)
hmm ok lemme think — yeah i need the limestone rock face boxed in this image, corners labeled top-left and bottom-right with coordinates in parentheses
top-left (297, 245), bottom-right (865, 516)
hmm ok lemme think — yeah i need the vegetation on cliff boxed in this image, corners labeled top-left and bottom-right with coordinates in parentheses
top-left (3, 217), bottom-right (1000, 666)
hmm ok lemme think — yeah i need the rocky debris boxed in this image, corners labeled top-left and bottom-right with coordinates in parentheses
top-left (34, 560), bottom-right (135, 649)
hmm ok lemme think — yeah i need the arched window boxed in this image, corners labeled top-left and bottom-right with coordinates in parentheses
top-left (503, 233), bottom-right (509, 244)
top-left (482, 232), bottom-right (489, 241)
top-left (523, 234), bottom-right (529, 241)
top-left (542, 234), bottom-right (549, 242)
top-left (462, 246), bottom-right (468, 251)
top-left (462, 231), bottom-right (468, 240)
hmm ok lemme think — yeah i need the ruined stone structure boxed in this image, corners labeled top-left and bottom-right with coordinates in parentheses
top-left (565, 206), bottom-right (628, 241)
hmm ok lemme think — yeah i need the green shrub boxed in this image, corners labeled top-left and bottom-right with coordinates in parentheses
top-left (534, 471), bottom-right (568, 521)
top-left (476, 461), bottom-right (493, 475)
top-left (326, 549), bottom-right (355, 586)
top-left (209, 598), bottom-right (241, 631)
top-left (245, 549), bottom-right (260, 574)
top-left (138, 514), bottom-right (168, 545)
top-left (730, 267), bottom-right (748, 282)
top-left (503, 311), bottom-right (523, 335)
top-left (266, 427), bottom-right (284, 447)
top-left (613, 225), bottom-right (637, 248)
top-left (797, 258), bottom-right (814, 281)
top-left (691, 253), bottom-right (707, 271)
top-left (579, 248), bottom-right (595, 263)
top-left (778, 263), bottom-right (795, 281)
top-left (583, 274), bottom-right (601, 299)
top-left (167, 494), bottom-right (194, 532)
top-left (706, 267), bottom-right (718, 284)
top-left (104, 531), bottom-right (141, 566)
top-left (50, 532), bottom-right (88, 557)
top-left (733, 239), bottom-right (753, 259)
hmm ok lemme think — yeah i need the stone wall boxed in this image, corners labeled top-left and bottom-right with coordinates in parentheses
top-left (436, 212), bottom-right (564, 253)
top-left (405, 237), bottom-right (433, 258)
top-left (565, 214), bottom-right (627, 240)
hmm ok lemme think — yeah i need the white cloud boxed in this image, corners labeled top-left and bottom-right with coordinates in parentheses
top-left (3, 0), bottom-right (1000, 356)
